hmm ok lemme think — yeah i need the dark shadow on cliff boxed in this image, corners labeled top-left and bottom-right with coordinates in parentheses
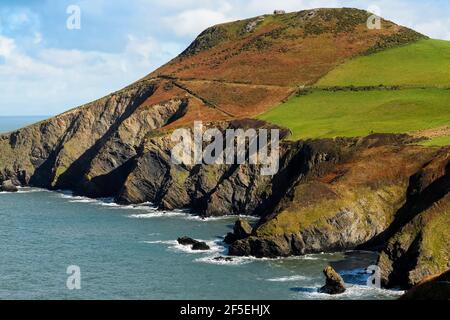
top-left (254, 139), bottom-right (351, 225)
top-left (358, 161), bottom-right (450, 251)
top-left (29, 113), bottom-right (83, 187)
top-left (81, 155), bottom-right (140, 198)
top-left (49, 85), bottom-right (157, 195)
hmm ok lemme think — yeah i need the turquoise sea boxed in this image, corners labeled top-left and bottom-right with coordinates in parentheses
top-left (0, 117), bottom-right (403, 300)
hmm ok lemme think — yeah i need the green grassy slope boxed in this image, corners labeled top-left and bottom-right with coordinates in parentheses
top-left (258, 88), bottom-right (450, 140)
top-left (259, 38), bottom-right (450, 143)
top-left (317, 39), bottom-right (450, 87)
top-left (421, 136), bottom-right (450, 147)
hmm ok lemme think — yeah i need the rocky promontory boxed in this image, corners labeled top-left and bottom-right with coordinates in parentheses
top-left (0, 8), bottom-right (447, 292)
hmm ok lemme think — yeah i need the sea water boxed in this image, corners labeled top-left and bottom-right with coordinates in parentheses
top-left (0, 118), bottom-right (403, 300)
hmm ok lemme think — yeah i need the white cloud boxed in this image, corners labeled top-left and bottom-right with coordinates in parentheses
top-left (163, 0), bottom-right (344, 38)
top-left (165, 8), bottom-right (232, 37)
top-left (414, 19), bottom-right (450, 40)
top-left (33, 32), bottom-right (43, 44)
top-left (0, 35), bottom-right (15, 57)
top-left (0, 35), bottom-right (178, 115)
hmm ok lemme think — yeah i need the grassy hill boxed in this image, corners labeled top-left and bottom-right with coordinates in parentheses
top-left (151, 8), bottom-right (424, 87)
top-left (259, 38), bottom-right (450, 144)
top-left (317, 39), bottom-right (450, 87)
top-left (259, 88), bottom-right (450, 140)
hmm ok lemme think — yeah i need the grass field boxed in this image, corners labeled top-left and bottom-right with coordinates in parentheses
top-left (258, 88), bottom-right (450, 140)
top-left (420, 136), bottom-right (450, 147)
top-left (317, 39), bottom-right (450, 87)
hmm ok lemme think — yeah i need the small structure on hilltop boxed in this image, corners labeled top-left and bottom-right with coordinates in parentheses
top-left (273, 10), bottom-right (286, 15)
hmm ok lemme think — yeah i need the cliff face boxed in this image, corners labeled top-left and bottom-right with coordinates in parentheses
top-left (0, 79), bottom-right (186, 192)
top-left (0, 8), bottom-right (446, 290)
top-left (226, 138), bottom-right (450, 288)
top-left (400, 269), bottom-right (450, 300)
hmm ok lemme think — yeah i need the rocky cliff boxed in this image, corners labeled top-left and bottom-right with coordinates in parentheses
top-left (0, 8), bottom-right (446, 290)
top-left (226, 135), bottom-right (450, 288)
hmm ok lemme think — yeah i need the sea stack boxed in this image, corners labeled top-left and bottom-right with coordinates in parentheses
top-left (319, 266), bottom-right (346, 295)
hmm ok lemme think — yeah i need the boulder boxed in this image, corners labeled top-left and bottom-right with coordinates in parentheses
top-left (177, 236), bottom-right (210, 251)
top-left (192, 242), bottom-right (210, 251)
top-left (319, 266), bottom-right (346, 295)
top-left (177, 236), bottom-right (198, 246)
top-left (1, 180), bottom-right (18, 192)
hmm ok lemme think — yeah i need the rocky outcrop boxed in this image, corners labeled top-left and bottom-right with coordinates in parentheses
top-left (177, 237), bottom-right (199, 246)
top-left (192, 242), bottom-right (210, 251)
top-left (177, 237), bottom-right (210, 251)
top-left (319, 266), bottom-right (346, 295)
top-left (224, 219), bottom-right (253, 244)
top-left (374, 150), bottom-right (450, 288)
top-left (225, 138), bottom-right (449, 289)
top-left (400, 269), bottom-right (450, 300)
top-left (115, 119), bottom-right (289, 216)
top-left (1, 180), bottom-right (18, 192)
top-left (228, 136), bottom-right (439, 257)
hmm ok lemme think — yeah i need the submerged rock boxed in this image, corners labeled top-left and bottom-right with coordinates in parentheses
top-left (319, 266), bottom-right (346, 295)
top-left (177, 236), bottom-right (210, 251)
top-left (177, 236), bottom-right (198, 246)
top-left (213, 256), bottom-right (234, 262)
top-left (192, 242), bottom-right (210, 251)
top-left (1, 180), bottom-right (18, 192)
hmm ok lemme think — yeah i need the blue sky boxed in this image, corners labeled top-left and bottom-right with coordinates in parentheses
top-left (0, 0), bottom-right (449, 116)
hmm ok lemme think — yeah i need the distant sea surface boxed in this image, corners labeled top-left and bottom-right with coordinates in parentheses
top-left (0, 116), bottom-right (48, 134)
top-left (0, 117), bottom-right (404, 300)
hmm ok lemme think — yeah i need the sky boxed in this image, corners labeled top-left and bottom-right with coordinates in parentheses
top-left (0, 0), bottom-right (449, 116)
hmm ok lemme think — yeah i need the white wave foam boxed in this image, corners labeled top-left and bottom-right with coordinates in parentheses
top-left (299, 255), bottom-right (320, 260)
top-left (69, 199), bottom-right (97, 203)
top-left (128, 210), bottom-right (186, 219)
top-left (267, 275), bottom-right (308, 282)
top-left (194, 255), bottom-right (254, 266)
top-left (143, 240), bottom-right (174, 245)
top-left (1, 187), bottom-right (49, 194)
top-left (171, 239), bottom-right (225, 254)
top-left (19, 187), bottom-right (50, 193)
top-left (296, 283), bottom-right (404, 300)
top-left (98, 202), bottom-right (121, 207)
top-left (144, 238), bottom-right (226, 255)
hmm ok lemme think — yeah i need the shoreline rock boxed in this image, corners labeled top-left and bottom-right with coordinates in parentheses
top-left (192, 242), bottom-right (210, 251)
top-left (1, 180), bottom-right (18, 193)
top-left (319, 266), bottom-right (346, 295)
top-left (177, 236), bottom-right (198, 246)
top-left (224, 219), bottom-right (253, 244)
top-left (400, 269), bottom-right (450, 300)
top-left (177, 236), bottom-right (210, 251)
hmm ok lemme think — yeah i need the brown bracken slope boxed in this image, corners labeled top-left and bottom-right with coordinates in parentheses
top-left (146, 8), bottom-right (425, 125)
